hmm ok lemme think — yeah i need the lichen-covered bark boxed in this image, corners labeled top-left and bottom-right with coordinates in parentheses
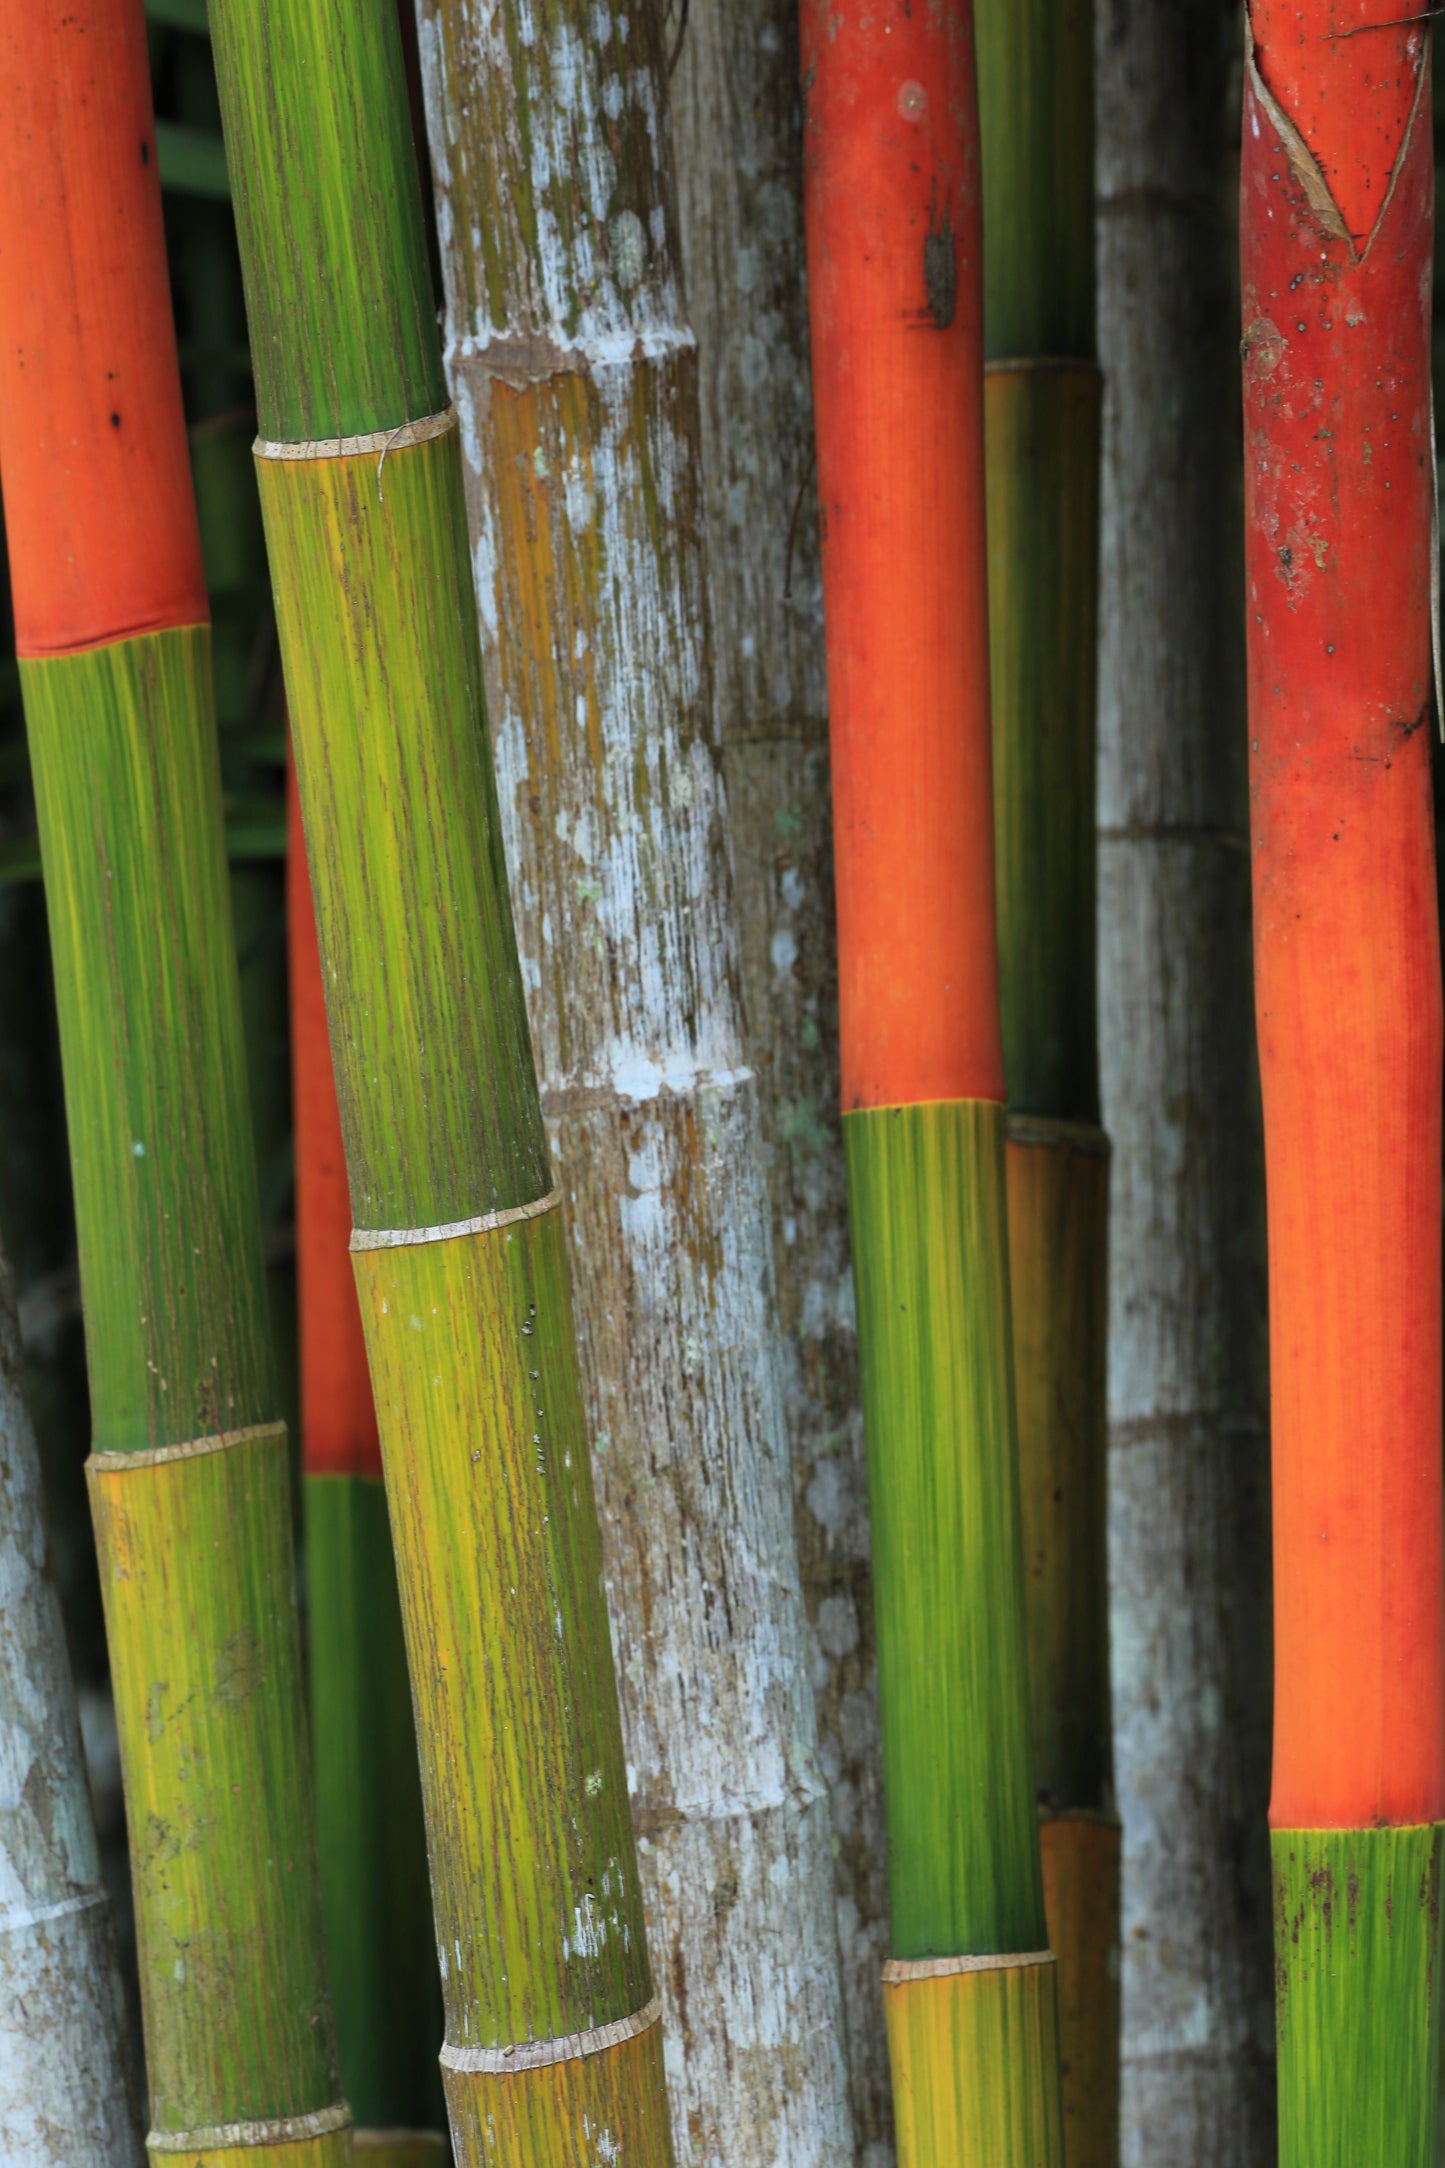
top-left (669, 10), bottom-right (889, 2161)
top-left (416, 5), bottom-right (853, 2163)
top-left (0, 1240), bottom-right (141, 2165)
top-left (1095, 3), bottom-right (1276, 2159)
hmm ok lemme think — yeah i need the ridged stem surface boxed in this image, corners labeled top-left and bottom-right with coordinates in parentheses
top-left (1096, 2), bottom-right (1276, 2156)
top-left (844, 1103), bottom-right (1041, 1957)
top-left (205, 2), bottom-right (677, 2154)
top-left (0, 10), bottom-right (347, 2156)
top-left (1272, 1827), bottom-right (1442, 2164)
top-left (414, 3), bottom-right (852, 2160)
top-left (288, 778), bottom-right (444, 2149)
top-left (975, 0), bottom-right (1116, 2150)
top-left (667, 8), bottom-right (890, 2141)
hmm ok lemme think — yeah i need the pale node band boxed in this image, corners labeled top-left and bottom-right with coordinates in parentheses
top-left (87, 1420), bottom-right (287, 1473)
top-left (882, 1949), bottom-right (1056, 1985)
top-left (440, 1993), bottom-right (663, 2076)
top-left (253, 407), bottom-right (457, 463)
top-left (147, 2102), bottom-right (353, 2152)
top-left (351, 1189), bottom-right (562, 1253)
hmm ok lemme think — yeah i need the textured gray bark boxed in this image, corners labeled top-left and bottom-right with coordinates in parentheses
top-left (0, 1240), bottom-right (141, 2164)
top-left (1095, 4), bottom-right (1276, 2160)
top-left (670, 7), bottom-right (891, 2162)
top-left (416, 5), bottom-right (855, 2163)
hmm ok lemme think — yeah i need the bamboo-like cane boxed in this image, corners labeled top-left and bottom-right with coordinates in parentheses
top-left (411, 6), bottom-right (853, 2162)
top-left (974, 6), bottom-right (1118, 2160)
top-left (204, 3), bottom-right (676, 2160)
top-left (1242, 7), bottom-right (1444, 2160)
top-left (0, 6), bottom-right (350, 2163)
top-left (1096, 3), bottom-right (1276, 2155)
top-left (288, 775), bottom-right (445, 2163)
top-left (799, 6), bottom-right (1064, 2161)
top-left (667, 8), bottom-right (892, 2152)
top-left (0, 1237), bottom-right (143, 2166)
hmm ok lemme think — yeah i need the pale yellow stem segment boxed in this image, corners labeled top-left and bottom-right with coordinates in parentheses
top-left (153, 2138), bottom-right (352, 2168)
top-left (884, 1959), bottom-right (1065, 2168)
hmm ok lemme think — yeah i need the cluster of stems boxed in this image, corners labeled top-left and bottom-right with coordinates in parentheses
top-left (0, 5), bottom-right (349, 2162)
top-left (0, 4), bottom-right (1439, 2165)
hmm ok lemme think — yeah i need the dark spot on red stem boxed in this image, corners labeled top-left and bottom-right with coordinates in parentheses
top-left (923, 184), bottom-right (956, 332)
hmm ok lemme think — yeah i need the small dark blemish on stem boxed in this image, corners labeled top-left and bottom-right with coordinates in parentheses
top-left (923, 189), bottom-right (956, 332)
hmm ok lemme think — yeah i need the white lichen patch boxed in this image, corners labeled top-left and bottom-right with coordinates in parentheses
top-left (420, 6), bottom-right (854, 2161)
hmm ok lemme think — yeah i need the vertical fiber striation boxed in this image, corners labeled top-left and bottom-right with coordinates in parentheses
top-left (669, 6), bottom-right (892, 2153)
top-left (416, 4), bottom-right (854, 2162)
top-left (975, 0), bottom-right (1117, 2155)
top-left (801, 2), bottom-right (1064, 2158)
top-left (1096, 4), bottom-right (1275, 2158)
top-left (289, 777), bottom-right (445, 2159)
top-left (206, 0), bottom-right (677, 2157)
top-left (1243, 5), bottom-right (1443, 2159)
top-left (0, 7), bottom-right (348, 2159)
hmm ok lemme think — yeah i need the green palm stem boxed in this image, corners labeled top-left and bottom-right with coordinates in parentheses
top-left (975, 4), bottom-right (1118, 2158)
top-left (303, 1473), bottom-right (445, 2167)
top-left (0, 5), bottom-right (350, 2161)
top-left (204, 3), bottom-right (676, 2160)
top-left (25, 425), bottom-right (351, 2168)
top-left (158, 13), bottom-right (300, 1483)
top-left (289, 776), bottom-right (446, 2160)
top-left (845, 1104), bottom-right (1063, 2165)
top-left (160, 35), bottom-right (445, 2137)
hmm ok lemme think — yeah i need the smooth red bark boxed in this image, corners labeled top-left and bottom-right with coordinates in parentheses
top-left (1243, 3), bottom-right (1444, 1828)
top-left (800, 0), bottom-right (1004, 1114)
top-left (0, 0), bottom-right (207, 655)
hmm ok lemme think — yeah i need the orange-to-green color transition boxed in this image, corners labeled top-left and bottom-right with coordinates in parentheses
top-left (204, 0), bottom-right (677, 2161)
top-left (800, 2), bottom-right (1064, 2159)
top-left (0, 3), bottom-right (348, 2161)
top-left (1243, 2), bottom-right (1444, 2158)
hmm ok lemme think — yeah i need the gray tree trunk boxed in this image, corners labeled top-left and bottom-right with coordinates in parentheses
top-left (415, 5), bottom-right (856, 2163)
top-left (669, 7), bottom-right (891, 2161)
top-left (0, 1239), bottom-right (141, 2164)
top-left (1095, 4), bottom-right (1276, 2161)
